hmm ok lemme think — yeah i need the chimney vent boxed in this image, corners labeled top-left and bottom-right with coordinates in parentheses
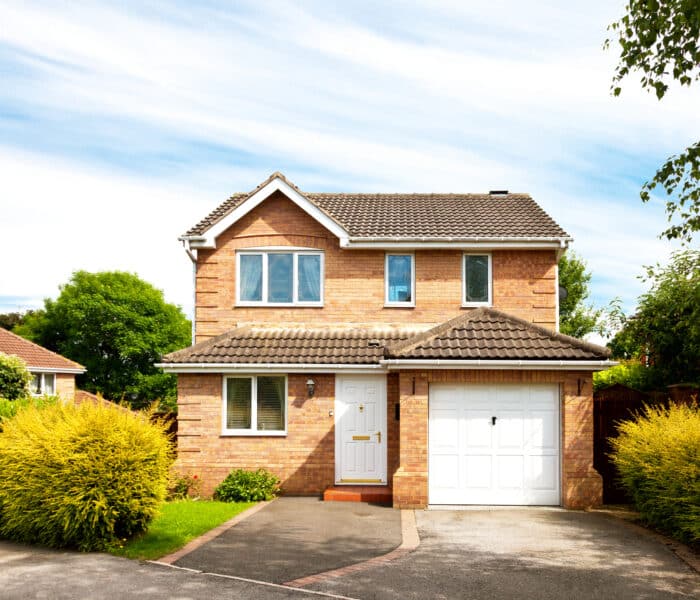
top-left (489, 190), bottom-right (509, 195)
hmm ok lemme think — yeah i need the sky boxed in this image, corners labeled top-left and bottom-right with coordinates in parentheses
top-left (1, 0), bottom-right (698, 328)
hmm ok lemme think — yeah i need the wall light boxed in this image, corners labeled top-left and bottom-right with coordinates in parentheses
top-left (306, 378), bottom-right (316, 398)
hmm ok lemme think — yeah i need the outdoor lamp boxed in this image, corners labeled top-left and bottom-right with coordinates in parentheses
top-left (306, 378), bottom-right (316, 397)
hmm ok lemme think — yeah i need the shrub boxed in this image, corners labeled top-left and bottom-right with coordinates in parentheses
top-left (0, 353), bottom-right (32, 400)
top-left (610, 402), bottom-right (700, 544)
top-left (167, 472), bottom-right (201, 500)
top-left (0, 395), bottom-right (58, 426)
top-left (593, 360), bottom-right (657, 391)
top-left (214, 468), bottom-right (280, 502)
top-left (0, 402), bottom-right (173, 551)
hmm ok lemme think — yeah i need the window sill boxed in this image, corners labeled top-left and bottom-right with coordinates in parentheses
top-left (462, 302), bottom-right (492, 308)
top-left (235, 302), bottom-right (324, 308)
top-left (384, 303), bottom-right (415, 308)
top-left (220, 430), bottom-right (287, 437)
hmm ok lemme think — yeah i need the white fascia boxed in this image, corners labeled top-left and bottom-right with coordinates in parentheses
top-left (181, 177), bottom-right (350, 249)
top-left (379, 359), bottom-right (616, 371)
top-left (155, 362), bottom-right (385, 374)
top-left (340, 237), bottom-right (572, 250)
top-left (28, 366), bottom-right (85, 374)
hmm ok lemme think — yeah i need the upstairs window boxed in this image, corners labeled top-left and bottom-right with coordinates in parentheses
top-left (463, 253), bottom-right (492, 306)
top-left (385, 254), bottom-right (415, 306)
top-left (237, 250), bottom-right (323, 306)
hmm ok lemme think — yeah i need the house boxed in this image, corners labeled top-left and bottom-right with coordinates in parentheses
top-left (159, 172), bottom-right (612, 509)
top-left (0, 327), bottom-right (85, 398)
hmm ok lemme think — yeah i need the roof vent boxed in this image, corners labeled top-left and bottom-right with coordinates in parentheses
top-left (489, 190), bottom-right (509, 195)
top-left (367, 339), bottom-right (382, 348)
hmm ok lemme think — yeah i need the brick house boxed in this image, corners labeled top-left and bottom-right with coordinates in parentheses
top-left (0, 327), bottom-right (85, 398)
top-left (159, 172), bottom-right (612, 509)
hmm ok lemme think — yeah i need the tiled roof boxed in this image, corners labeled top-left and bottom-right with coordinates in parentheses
top-left (0, 328), bottom-right (85, 371)
top-left (384, 308), bottom-right (611, 361)
top-left (183, 172), bottom-right (569, 240)
top-left (162, 310), bottom-right (609, 366)
top-left (162, 326), bottom-right (414, 365)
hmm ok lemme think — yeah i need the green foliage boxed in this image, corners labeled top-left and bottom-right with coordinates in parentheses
top-left (214, 468), bottom-right (280, 502)
top-left (558, 252), bottom-right (603, 338)
top-left (610, 403), bottom-right (700, 544)
top-left (611, 250), bottom-right (700, 386)
top-left (0, 354), bottom-right (32, 401)
top-left (16, 271), bottom-right (191, 409)
top-left (0, 401), bottom-right (173, 551)
top-left (109, 499), bottom-right (254, 560)
top-left (0, 395), bottom-right (58, 426)
top-left (606, 1), bottom-right (700, 241)
top-left (167, 472), bottom-right (201, 500)
top-left (0, 311), bottom-right (36, 332)
top-left (593, 360), bottom-right (657, 391)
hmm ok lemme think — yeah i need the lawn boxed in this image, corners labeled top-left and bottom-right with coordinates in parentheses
top-left (109, 499), bottom-right (255, 560)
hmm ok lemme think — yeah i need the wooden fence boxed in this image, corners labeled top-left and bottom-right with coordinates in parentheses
top-left (593, 383), bottom-right (697, 504)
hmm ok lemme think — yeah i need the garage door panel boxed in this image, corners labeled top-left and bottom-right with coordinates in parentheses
top-left (429, 383), bottom-right (560, 506)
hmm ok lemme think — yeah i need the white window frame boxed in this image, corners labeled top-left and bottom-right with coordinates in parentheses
top-left (221, 375), bottom-right (288, 436)
top-left (385, 253), bottom-right (415, 307)
top-left (30, 372), bottom-right (55, 396)
top-left (462, 252), bottom-right (493, 307)
top-left (235, 249), bottom-right (324, 307)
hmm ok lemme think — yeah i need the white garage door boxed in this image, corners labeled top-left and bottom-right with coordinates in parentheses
top-left (429, 384), bottom-right (560, 505)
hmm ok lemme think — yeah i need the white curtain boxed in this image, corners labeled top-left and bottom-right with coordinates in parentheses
top-left (240, 254), bottom-right (262, 301)
top-left (298, 254), bottom-right (320, 301)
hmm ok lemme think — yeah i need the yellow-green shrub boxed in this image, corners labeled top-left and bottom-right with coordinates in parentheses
top-left (0, 395), bottom-right (58, 426)
top-left (0, 401), bottom-right (173, 551)
top-left (610, 403), bottom-right (700, 543)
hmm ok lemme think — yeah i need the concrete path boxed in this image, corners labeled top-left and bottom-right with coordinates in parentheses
top-left (307, 508), bottom-right (700, 600)
top-left (174, 497), bottom-right (402, 584)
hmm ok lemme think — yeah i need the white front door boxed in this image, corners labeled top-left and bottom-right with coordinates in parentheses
top-left (335, 375), bottom-right (387, 484)
top-left (429, 384), bottom-right (560, 505)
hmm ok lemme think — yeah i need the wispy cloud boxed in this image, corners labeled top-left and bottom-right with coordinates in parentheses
top-left (0, 0), bottom-right (695, 318)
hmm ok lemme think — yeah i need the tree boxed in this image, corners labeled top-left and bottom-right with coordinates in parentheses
top-left (558, 252), bottom-right (603, 338)
top-left (606, 1), bottom-right (700, 241)
top-left (0, 311), bottom-right (36, 332)
top-left (16, 271), bottom-right (191, 409)
top-left (609, 249), bottom-right (700, 385)
top-left (0, 354), bottom-right (32, 401)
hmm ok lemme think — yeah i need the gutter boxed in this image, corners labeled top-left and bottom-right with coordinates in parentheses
top-left (155, 362), bottom-right (385, 374)
top-left (379, 359), bottom-right (616, 371)
top-left (28, 367), bottom-right (86, 375)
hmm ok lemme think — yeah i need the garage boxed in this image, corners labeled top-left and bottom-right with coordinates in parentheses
top-left (429, 383), bottom-right (560, 505)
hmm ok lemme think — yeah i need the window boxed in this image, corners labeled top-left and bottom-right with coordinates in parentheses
top-left (385, 254), bottom-right (414, 306)
top-left (30, 373), bottom-right (55, 396)
top-left (223, 375), bottom-right (287, 435)
top-left (237, 250), bottom-right (323, 306)
top-left (463, 254), bottom-right (492, 305)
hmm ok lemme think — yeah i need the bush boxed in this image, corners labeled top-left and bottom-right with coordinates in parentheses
top-left (214, 468), bottom-right (280, 502)
top-left (0, 353), bottom-right (32, 400)
top-left (167, 472), bottom-right (201, 500)
top-left (0, 402), bottom-right (173, 551)
top-left (593, 360), bottom-right (658, 391)
top-left (610, 402), bottom-right (700, 544)
top-left (0, 395), bottom-right (58, 426)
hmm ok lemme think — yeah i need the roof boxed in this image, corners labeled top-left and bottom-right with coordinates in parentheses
top-left (183, 172), bottom-right (569, 241)
top-left (161, 309), bottom-right (610, 366)
top-left (162, 326), bottom-right (414, 365)
top-left (0, 328), bottom-right (85, 372)
top-left (384, 308), bottom-right (611, 361)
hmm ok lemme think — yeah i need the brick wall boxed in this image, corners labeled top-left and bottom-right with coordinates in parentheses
top-left (392, 369), bottom-right (602, 510)
top-left (194, 191), bottom-right (557, 341)
top-left (175, 372), bottom-right (400, 497)
top-left (55, 373), bottom-right (76, 398)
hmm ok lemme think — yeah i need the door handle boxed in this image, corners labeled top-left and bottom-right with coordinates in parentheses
top-left (375, 431), bottom-right (382, 444)
top-left (492, 416), bottom-right (497, 426)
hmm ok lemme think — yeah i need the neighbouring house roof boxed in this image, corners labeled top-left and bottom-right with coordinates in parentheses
top-left (0, 328), bottom-right (85, 373)
top-left (160, 309), bottom-right (610, 368)
top-left (183, 171), bottom-right (569, 241)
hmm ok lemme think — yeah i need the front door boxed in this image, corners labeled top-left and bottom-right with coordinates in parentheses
top-left (335, 375), bottom-right (387, 484)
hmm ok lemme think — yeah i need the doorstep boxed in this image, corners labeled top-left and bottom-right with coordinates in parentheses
top-left (323, 485), bottom-right (393, 505)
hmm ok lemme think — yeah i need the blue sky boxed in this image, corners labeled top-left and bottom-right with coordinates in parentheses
top-left (1, 0), bottom-right (697, 331)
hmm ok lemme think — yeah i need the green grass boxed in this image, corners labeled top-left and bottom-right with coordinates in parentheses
top-left (109, 499), bottom-right (255, 560)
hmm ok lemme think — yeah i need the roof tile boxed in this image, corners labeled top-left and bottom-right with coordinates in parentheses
top-left (0, 328), bottom-right (85, 371)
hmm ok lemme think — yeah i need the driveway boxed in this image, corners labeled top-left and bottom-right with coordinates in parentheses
top-left (307, 508), bottom-right (700, 600)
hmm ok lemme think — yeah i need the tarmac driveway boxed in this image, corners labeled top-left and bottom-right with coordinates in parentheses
top-left (308, 508), bottom-right (700, 600)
